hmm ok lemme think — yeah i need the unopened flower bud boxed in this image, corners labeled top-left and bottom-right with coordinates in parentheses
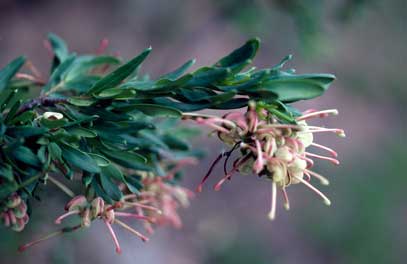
top-left (11, 218), bottom-right (25, 232)
top-left (6, 193), bottom-right (21, 208)
top-left (104, 209), bottom-right (115, 224)
top-left (13, 201), bottom-right (27, 218)
top-left (91, 197), bottom-right (105, 218)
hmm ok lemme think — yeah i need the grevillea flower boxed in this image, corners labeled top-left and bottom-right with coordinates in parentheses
top-left (19, 195), bottom-right (152, 254)
top-left (18, 158), bottom-right (196, 253)
top-left (184, 102), bottom-right (345, 220)
top-left (122, 158), bottom-right (196, 234)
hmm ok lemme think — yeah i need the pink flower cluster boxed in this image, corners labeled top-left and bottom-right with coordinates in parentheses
top-left (186, 102), bottom-right (345, 220)
top-left (0, 193), bottom-right (29, 232)
top-left (18, 158), bottom-right (196, 254)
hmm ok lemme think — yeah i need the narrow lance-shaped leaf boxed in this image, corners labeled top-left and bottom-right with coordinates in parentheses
top-left (48, 33), bottom-right (69, 63)
top-left (0, 56), bottom-right (26, 92)
top-left (123, 103), bottom-right (182, 118)
top-left (60, 143), bottom-right (101, 173)
top-left (215, 38), bottom-right (260, 73)
top-left (160, 59), bottom-right (196, 81)
top-left (88, 47), bottom-right (152, 94)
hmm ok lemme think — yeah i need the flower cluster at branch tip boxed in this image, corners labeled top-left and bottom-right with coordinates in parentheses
top-left (18, 158), bottom-right (196, 254)
top-left (0, 193), bottom-right (29, 232)
top-left (184, 101), bottom-right (345, 220)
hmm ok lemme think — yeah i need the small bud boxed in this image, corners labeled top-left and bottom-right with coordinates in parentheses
top-left (11, 218), bottom-right (26, 232)
top-left (104, 209), bottom-right (115, 224)
top-left (91, 197), bottom-right (105, 218)
top-left (6, 193), bottom-right (21, 208)
top-left (13, 201), bottom-right (27, 218)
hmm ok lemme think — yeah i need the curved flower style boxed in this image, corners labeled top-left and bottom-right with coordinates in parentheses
top-left (184, 102), bottom-right (345, 220)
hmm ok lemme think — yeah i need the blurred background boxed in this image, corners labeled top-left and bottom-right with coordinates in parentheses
top-left (0, 0), bottom-right (405, 263)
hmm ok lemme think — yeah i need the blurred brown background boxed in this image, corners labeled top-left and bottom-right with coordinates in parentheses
top-left (0, 0), bottom-right (405, 263)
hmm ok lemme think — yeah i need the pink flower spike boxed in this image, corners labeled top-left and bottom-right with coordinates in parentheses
top-left (310, 143), bottom-right (338, 157)
top-left (305, 152), bottom-right (340, 165)
top-left (55, 210), bottom-right (80, 224)
top-left (104, 219), bottom-right (122, 254)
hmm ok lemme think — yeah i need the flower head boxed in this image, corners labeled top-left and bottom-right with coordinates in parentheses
top-left (184, 102), bottom-right (345, 220)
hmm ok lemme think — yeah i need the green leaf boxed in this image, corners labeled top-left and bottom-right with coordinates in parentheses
top-left (37, 145), bottom-right (48, 164)
top-left (0, 164), bottom-right (14, 181)
top-left (48, 33), bottom-right (69, 62)
top-left (48, 142), bottom-right (62, 161)
top-left (7, 126), bottom-right (48, 137)
top-left (100, 149), bottom-right (150, 171)
top-left (161, 59), bottom-right (195, 81)
top-left (88, 47), bottom-right (152, 94)
top-left (101, 164), bottom-right (125, 182)
top-left (263, 74), bottom-right (335, 102)
top-left (66, 127), bottom-right (97, 138)
top-left (125, 103), bottom-right (182, 118)
top-left (162, 134), bottom-right (189, 150)
top-left (187, 67), bottom-right (229, 87)
top-left (124, 175), bottom-right (143, 194)
top-left (66, 55), bottom-right (121, 81)
top-left (40, 117), bottom-right (68, 129)
top-left (4, 99), bottom-right (22, 123)
top-left (10, 110), bottom-right (35, 124)
top-left (99, 174), bottom-right (122, 201)
top-left (67, 97), bottom-right (95, 106)
top-left (215, 38), bottom-right (260, 73)
top-left (91, 176), bottom-right (113, 203)
top-left (88, 153), bottom-right (110, 167)
top-left (42, 54), bottom-right (76, 93)
top-left (11, 146), bottom-right (41, 168)
top-left (0, 56), bottom-right (26, 92)
top-left (0, 181), bottom-right (19, 201)
top-left (60, 143), bottom-right (101, 173)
